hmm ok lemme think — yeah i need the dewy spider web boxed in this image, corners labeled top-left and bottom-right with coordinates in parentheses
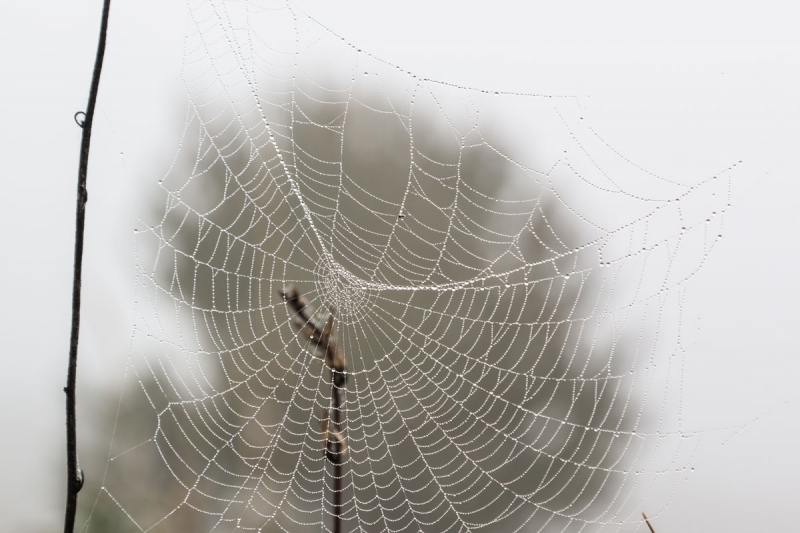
top-left (89, 1), bottom-right (732, 532)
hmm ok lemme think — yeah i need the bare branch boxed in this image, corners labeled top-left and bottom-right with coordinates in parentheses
top-left (642, 512), bottom-right (656, 533)
top-left (64, 2), bottom-right (111, 532)
top-left (319, 410), bottom-right (348, 464)
top-left (280, 286), bottom-right (347, 387)
top-left (280, 287), bottom-right (348, 533)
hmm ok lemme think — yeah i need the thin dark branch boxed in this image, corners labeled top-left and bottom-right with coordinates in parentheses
top-left (642, 512), bottom-right (656, 533)
top-left (332, 381), bottom-right (342, 533)
top-left (64, 2), bottom-right (111, 532)
top-left (280, 287), bottom-right (347, 533)
top-left (281, 287), bottom-right (348, 387)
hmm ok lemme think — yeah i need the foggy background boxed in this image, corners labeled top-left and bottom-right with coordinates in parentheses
top-left (1, 0), bottom-right (798, 531)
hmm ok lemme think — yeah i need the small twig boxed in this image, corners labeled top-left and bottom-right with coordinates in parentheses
top-left (319, 410), bottom-right (347, 464)
top-left (642, 512), bottom-right (656, 533)
top-left (331, 381), bottom-right (343, 533)
top-left (280, 287), bottom-right (348, 533)
top-left (63, 2), bottom-right (111, 533)
top-left (280, 286), bottom-right (347, 386)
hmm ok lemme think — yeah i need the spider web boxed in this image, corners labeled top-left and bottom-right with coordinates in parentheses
top-left (87, 1), bottom-right (732, 532)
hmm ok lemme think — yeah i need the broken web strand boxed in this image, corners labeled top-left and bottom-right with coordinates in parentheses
top-left (87, 1), bottom-right (735, 533)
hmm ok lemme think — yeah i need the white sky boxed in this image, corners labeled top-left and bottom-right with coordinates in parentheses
top-left (1, 1), bottom-right (798, 531)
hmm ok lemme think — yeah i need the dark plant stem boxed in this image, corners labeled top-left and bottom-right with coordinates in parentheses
top-left (64, 2), bottom-right (111, 532)
top-left (642, 512), bottom-right (656, 533)
top-left (331, 380), bottom-right (342, 533)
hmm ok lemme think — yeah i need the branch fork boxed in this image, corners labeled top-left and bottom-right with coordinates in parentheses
top-left (280, 286), bottom-right (348, 533)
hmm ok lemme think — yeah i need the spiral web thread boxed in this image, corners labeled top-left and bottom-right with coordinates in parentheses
top-left (93, 1), bottom-right (733, 532)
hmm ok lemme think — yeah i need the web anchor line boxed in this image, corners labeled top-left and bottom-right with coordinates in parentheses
top-left (281, 286), bottom-right (348, 533)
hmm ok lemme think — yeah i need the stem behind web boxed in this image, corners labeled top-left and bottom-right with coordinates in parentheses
top-left (63, 2), bottom-right (111, 532)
